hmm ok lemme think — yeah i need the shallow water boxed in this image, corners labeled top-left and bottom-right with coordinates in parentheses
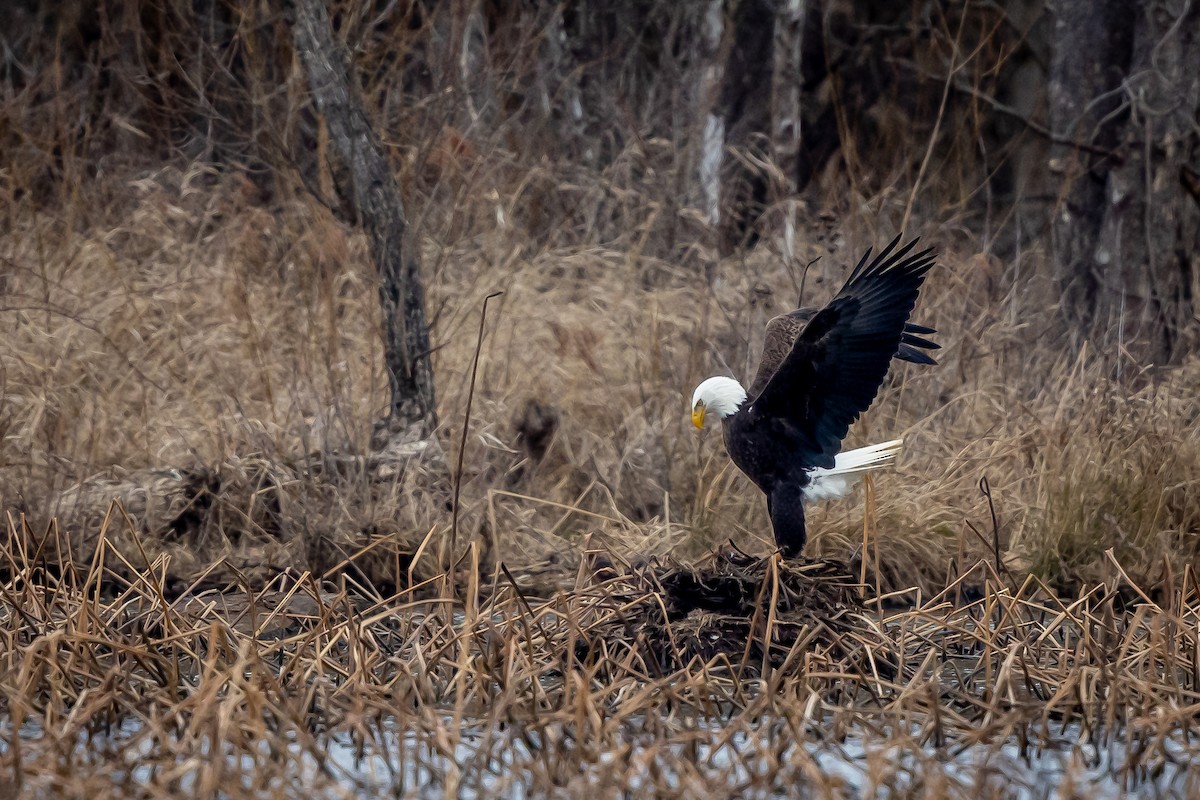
top-left (6, 714), bottom-right (1194, 799)
top-left (318, 723), bottom-right (1190, 799)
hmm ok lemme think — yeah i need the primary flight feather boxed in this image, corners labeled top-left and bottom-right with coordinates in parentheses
top-left (690, 235), bottom-right (938, 556)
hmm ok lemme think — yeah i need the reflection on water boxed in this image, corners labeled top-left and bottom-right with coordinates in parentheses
top-left (4, 715), bottom-right (1193, 799)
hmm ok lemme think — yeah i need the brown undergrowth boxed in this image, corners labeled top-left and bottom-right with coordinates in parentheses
top-left (2, 521), bottom-right (1199, 797)
top-left (3, 164), bottom-right (1198, 595)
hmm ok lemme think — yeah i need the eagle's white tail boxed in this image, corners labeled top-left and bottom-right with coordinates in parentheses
top-left (803, 439), bottom-right (903, 502)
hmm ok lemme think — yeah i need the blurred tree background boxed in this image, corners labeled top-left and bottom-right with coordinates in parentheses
top-left (2, 0), bottom-right (1195, 369)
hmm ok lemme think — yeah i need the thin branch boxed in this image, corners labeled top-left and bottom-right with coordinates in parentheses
top-left (450, 291), bottom-right (504, 554)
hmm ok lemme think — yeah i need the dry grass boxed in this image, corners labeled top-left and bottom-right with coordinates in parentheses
top-left (3, 166), bottom-right (1199, 795)
top-left (3, 520), bottom-right (1200, 798)
top-left (3, 161), bottom-right (1198, 595)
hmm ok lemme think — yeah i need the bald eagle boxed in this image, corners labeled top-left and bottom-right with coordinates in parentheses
top-left (690, 236), bottom-right (937, 556)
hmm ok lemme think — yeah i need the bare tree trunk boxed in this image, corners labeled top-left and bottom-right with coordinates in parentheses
top-left (697, 0), bottom-right (727, 228)
top-left (769, 0), bottom-right (805, 266)
top-left (770, 0), bottom-right (805, 199)
top-left (1096, 0), bottom-right (1200, 365)
top-left (288, 0), bottom-right (438, 438)
top-left (703, 0), bottom-right (807, 254)
top-left (1048, 0), bottom-right (1135, 349)
top-left (716, 0), bottom-right (775, 253)
top-left (1049, 0), bottom-right (1199, 366)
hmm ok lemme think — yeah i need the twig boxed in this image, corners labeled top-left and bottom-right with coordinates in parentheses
top-left (450, 291), bottom-right (504, 555)
top-left (979, 475), bottom-right (1001, 573)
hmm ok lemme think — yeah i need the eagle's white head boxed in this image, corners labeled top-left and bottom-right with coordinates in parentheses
top-left (690, 376), bottom-right (748, 429)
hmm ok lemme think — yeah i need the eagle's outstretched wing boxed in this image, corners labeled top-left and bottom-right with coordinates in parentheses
top-left (747, 268), bottom-right (939, 400)
top-left (750, 235), bottom-right (936, 470)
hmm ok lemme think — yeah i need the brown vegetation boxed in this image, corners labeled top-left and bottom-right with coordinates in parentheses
top-left (4, 159), bottom-right (1196, 596)
top-left (3, 527), bottom-right (1199, 797)
top-left (1, 0), bottom-right (1199, 795)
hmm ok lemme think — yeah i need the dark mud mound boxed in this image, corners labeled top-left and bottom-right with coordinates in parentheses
top-left (579, 548), bottom-right (900, 681)
top-left (657, 551), bottom-right (863, 617)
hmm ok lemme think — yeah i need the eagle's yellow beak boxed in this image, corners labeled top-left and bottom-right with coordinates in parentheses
top-left (691, 402), bottom-right (706, 429)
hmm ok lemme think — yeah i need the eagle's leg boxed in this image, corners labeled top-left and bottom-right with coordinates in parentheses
top-left (767, 482), bottom-right (807, 557)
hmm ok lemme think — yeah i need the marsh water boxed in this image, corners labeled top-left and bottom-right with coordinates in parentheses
top-left (318, 724), bottom-right (1189, 798)
top-left (6, 713), bottom-right (1194, 799)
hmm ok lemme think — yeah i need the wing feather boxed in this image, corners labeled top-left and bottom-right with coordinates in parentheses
top-left (746, 246), bottom-right (940, 398)
top-left (751, 236), bottom-right (936, 470)
top-left (747, 311), bottom-right (810, 399)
